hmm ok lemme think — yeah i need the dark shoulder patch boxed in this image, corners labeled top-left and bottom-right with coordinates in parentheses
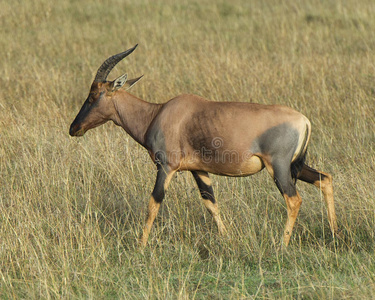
top-left (145, 122), bottom-right (167, 164)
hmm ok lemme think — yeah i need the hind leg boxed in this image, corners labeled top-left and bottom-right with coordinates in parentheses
top-left (191, 171), bottom-right (227, 235)
top-left (283, 192), bottom-right (303, 247)
top-left (298, 164), bottom-right (338, 236)
top-left (264, 159), bottom-right (303, 247)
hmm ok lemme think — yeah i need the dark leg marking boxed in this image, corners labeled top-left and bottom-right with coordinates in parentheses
top-left (191, 171), bottom-right (215, 203)
top-left (298, 163), bottom-right (338, 235)
top-left (191, 171), bottom-right (227, 235)
top-left (139, 164), bottom-right (175, 247)
top-left (152, 163), bottom-right (169, 203)
top-left (298, 164), bottom-right (328, 184)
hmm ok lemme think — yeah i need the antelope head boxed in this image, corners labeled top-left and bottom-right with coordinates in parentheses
top-left (69, 44), bottom-right (142, 136)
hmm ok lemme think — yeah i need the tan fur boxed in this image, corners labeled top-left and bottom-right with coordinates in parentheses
top-left (202, 199), bottom-right (227, 235)
top-left (193, 171), bottom-right (227, 234)
top-left (197, 172), bottom-right (211, 186)
top-left (70, 49), bottom-right (338, 248)
top-left (163, 170), bottom-right (176, 190)
top-left (283, 192), bottom-right (302, 246)
top-left (313, 173), bottom-right (338, 235)
top-left (139, 170), bottom-right (175, 247)
top-left (140, 196), bottom-right (160, 247)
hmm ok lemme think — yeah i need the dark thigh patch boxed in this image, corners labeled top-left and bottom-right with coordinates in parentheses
top-left (271, 158), bottom-right (297, 197)
top-left (253, 123), bottom-right (300, 158)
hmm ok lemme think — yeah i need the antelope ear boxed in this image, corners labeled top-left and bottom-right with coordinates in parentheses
top-left (110, 73), bottom-right (128, 91)
top-left (124, 75), bottom-right (144, 90)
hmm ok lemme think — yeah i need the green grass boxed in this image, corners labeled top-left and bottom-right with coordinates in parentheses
top-left (1, 0), bottom-right (375, 298)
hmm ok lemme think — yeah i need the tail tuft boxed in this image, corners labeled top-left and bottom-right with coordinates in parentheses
top-left (291, 151), bottom-right (306, 183)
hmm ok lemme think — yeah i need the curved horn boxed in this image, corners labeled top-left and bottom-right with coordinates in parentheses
top-left (94, 44), bottom-right (138, 83)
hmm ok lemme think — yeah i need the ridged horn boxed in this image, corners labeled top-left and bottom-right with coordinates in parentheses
top-left (94, 44), bottom-right (138, 83)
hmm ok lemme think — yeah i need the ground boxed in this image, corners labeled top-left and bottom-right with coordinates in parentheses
top-left (1, 0), bottom-right (375, 298)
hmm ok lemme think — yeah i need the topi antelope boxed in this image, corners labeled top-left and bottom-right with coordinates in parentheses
top-left (69, 44), bottom-right (338, 247)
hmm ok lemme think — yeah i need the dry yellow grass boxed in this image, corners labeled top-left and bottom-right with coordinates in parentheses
top-left (1, 0), bottom-right (375, 298)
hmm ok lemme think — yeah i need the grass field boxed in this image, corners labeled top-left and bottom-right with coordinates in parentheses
top-left (1, 0), bottom-right (375, 298)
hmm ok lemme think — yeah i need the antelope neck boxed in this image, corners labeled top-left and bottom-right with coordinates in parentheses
top-left (112, 92), bottom-right (162, 147)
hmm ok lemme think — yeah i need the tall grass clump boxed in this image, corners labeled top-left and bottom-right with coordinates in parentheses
top-left (1, 0), bottom-right (375, 298)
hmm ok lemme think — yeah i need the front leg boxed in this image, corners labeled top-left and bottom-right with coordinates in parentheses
top-left (139, 164), bottom-right (175, 247)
